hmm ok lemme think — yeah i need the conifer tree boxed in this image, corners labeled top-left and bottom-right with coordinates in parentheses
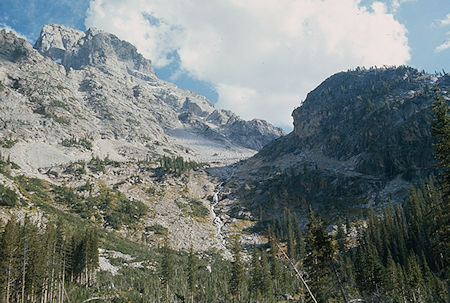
top-left (431, 89), bottom-right (450, 277)
top-left (161, 237), bottom-right (174, 302)
top-left (0, 217), bottom-right (19, 303)
top-left (269, 239), bottom-right (282, 293)
top-left (187, 246), bottom-right (197, 303)
top-left (304, 206), bottom-right (336, 302)
top-left (293, 215), bottom-right (305, 259)
top-left (260, 249), bottom-right (273, 301)
top-left (229, 235), bottom-right (246, 302)
top-left (250, 246), bottom-right (262, 301)
top-left (431, 88), bottom-right (450, 197)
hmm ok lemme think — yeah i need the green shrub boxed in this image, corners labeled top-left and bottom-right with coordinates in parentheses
top-left (14, 175), bottom-right (50, 202)
top-left (88, 156), bottom-right (119, 174)
top-left (52, 115), bottom-right (70, 125)
top-left (0, 183), bottom-right (18, 206)
top-left (145, 224), bottom-right (168, 236)
top-left (0, 136), bottom-right (18, 148)
top-left (64, 160), bottom-right (86, 176)
top-left (89, 187), bottom-right (148, 229)
top-left (49, 99), bottom-right (69, 111)
top-left (146, 186), bottom-right (156, 195)
top-left (190, 199), bottom-right (209, 218)
top-left (126, 118), bottom-right (141, 126)
top-left (61, 136), bottom-right (93, 150)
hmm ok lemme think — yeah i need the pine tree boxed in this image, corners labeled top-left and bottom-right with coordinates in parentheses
top-left (269, 239), bottom-right (282, 294)
top-left (431, 89), bottom-right (450, 278)
top-left (293, 215), bottom-right (305, 259)
top-left (25, 219), bottom-right (45, 303)
top-left (229, 235), bottom-right (246, 302)
top-left (187, 246), bottom-right (197, 303)
top-left (336, 220), bottom-right (347, 253)
top-left (0, 217), bottom-right (19, 303)
top-left (406, 252), bottom-right (425, 302)
top-left (260, 249), bottom-right (273, 301)
top-left (431, 88), bottom-right (450, 198)
top-left (161, 237), bottom-right (174, 302)
top-left (250, 246), bottom-right (262, 301)
top-left (85, 228), bottom-right (99, 285)
top-left (304, 206), bottom-right (337, 302)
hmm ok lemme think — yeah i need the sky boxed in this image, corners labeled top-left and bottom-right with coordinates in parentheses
top-left (1, 0), bottom-right (449, 131)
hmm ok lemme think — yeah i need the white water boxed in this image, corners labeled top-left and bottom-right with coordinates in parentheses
top-left (211, 182), bottom-right (226, 247)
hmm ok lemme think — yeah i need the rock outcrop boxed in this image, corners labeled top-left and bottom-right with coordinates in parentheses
top-left (228, 66), bottom-right (450, 218)
top-left (0, 25), bottom-right (284, 174)
top-left (0, 25), bottom-right (284, 253)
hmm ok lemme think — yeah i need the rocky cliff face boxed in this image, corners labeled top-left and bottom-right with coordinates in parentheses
top-left (35, 25), bottom-right (155, 78)
top-left (0, 25), bottom-right (284, 175)
top-left (292, 67), bottom-right (446, 178)
top-left (0, 25), bottom-right (284, 252)
top-left (228, 66), bottom-right (449, 219)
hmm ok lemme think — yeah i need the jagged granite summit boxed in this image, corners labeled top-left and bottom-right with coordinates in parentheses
top-left (228, 66), bottom-right (450, 218)
top-left (0, 25), bottom-right (284, 174)
top-left (35, 25), bottom-right (155, 77)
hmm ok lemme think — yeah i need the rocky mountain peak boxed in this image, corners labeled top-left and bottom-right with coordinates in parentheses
top-left (291, 66), bottom-right (442, 178)
top-left (0, 29), bottom-right (34, 62)
top-left (34, 24), bottom-right (155, 78)
top-left (228, 66), bottom-right (449, 217)
top-left (0, 25), bottom-right (284, 175)
top-left (34, 24), bottom-right (85, 61)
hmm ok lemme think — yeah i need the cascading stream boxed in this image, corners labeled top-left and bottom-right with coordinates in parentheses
top-left (211, 182), bottom-right (226, 247)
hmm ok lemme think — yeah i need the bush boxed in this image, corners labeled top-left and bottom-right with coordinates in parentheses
top-left (0, 136), bottom-right (18, 148)
top-left (146, 224), bottom-right (168, 236)
top-left (61, 136), bottom-right (93, 150)
top-left (190, 199), bottom-right (209, 218)
top-left (0, 184), bottom-right (18, 206)
top-left (89, 187), bottom-right (148, 229)
top-left (15, 175), bottom-right (49, 202)
top-left (88, 156), bottom-right (119, 174)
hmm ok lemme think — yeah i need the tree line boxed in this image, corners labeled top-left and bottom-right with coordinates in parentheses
top-left (0, 218), bottom-right (98, 303)
top-left (159, 155), bottom-right (206, 177)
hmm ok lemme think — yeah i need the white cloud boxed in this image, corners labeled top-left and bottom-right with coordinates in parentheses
top-left (86, 0), bottom-right (410, 128)
top-left (440, 13), bottom-right (450, 26)
top-left (435, 39), bottom-right (450, 53)
top-left (435, 14), bottom-right (450, 53)
top-left (390, 0), bottom-right (416, 13)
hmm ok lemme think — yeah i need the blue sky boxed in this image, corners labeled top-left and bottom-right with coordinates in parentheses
top-left (1, 0), bottom-right (449, 130)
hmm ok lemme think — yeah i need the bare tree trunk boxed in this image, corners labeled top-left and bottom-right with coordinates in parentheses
top-left (61, 255), bottom-right (65, 303)
top-left (333, 265), bottom-right (349, 303)
top-left (270, 236), bottom-right (318, 303)
top-left (63, 285), bottom-right (71, 303)
top-left (6, 259), bottom-right (12, 303)
top-left (50, 238), bottom-right (57, 303)
top-left (41, 278), bottom-right (47, 303)
top-left (21, 234), bottom-right (28, 303)
top-left (6, 248), bottom-right (17, 303)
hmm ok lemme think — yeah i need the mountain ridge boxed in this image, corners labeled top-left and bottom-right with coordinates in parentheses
top-left (224, 66), bottom-right (449, 219)
top-left (0, 25), bottom-right (284, 177)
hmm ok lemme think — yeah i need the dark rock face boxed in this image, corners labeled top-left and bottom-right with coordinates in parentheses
top-left (224, 119), bottom-right (285, 150)
top-left (231, 67), bottom-right (450, 217)
top-left (0, 29), bottom-right (32, 62)
top-left (292, 66), bottom-right (441, 179)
